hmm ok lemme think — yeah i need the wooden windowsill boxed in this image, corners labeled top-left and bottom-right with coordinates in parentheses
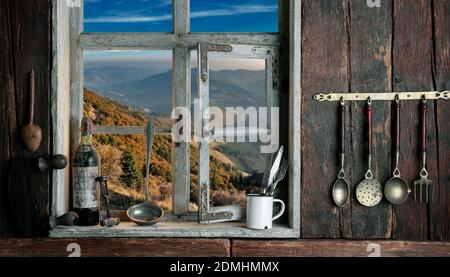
top-left (49, 221), bottom-right (300, 238)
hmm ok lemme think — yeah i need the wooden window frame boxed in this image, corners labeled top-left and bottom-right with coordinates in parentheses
top-left (197, 43), bottom-right (280, 224)
top-left (50, 0), bottom-right (301, 238)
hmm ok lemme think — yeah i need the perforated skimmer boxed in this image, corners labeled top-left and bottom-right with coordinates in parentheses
top-left (356, 98), bottom-right (383, 207)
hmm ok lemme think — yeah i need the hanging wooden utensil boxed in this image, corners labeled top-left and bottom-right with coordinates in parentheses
top-left (21, 70), bottom-right (42, 152)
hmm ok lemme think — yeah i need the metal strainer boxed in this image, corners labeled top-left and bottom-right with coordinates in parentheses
top-left (356, 98), bottom-right (383, 207)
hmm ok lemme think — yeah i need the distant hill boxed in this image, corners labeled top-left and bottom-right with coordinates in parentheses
top-left (84, 68), bottom-right (266, 115)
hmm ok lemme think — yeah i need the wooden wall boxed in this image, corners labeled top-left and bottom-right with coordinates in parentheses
top-left (301, 0), bottom-right (450, 240)
top-left (0, 0), bottom-right (448, 241)
top-left (0, 0), bottom-right (52, 237)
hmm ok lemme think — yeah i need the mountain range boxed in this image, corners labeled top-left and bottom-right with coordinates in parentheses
top-left (84, 67), bottom-right (266, 115)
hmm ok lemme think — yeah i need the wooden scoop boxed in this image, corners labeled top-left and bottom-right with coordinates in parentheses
top-left (21, 70), bottom-right (42, 152)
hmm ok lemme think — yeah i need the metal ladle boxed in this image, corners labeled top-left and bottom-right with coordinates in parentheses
top-left (384, 96), bottom-right (410, 205)
top-left (356, 98), bottom-right (383, 207)
top-left (332, 98), bottom-right (350, 207)
top-left (127, 119), bottom-right (164, 226)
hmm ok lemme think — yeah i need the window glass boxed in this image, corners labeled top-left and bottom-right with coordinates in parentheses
top-left (190, 0), bottom-right (278, 32)
top-left (84, 50), bottom-right (173, 120)
top-left (190, 52), bottom-right (270, 207)
top-left (83, 50), bottom-right (174, 211)
top-left (84, 0), bottom-right (172, 32)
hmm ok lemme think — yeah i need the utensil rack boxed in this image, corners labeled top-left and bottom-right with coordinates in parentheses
top-left (313, 91), bottom-right (450, 102)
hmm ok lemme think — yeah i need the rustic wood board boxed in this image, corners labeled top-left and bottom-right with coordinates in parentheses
top-left (232, 240), bottom-right (450, 257)
top-left (0, 0), bottom-right (18, 236)
top-left (49, 222), bottom-right (298, 238)
top-left (0, 238), bottom-right (230, 257)
top-left (0, 0), bottom-right (51, 236)
top-left (301, 0), bottom-right (349, 239)
top-left (432, 0), bottom-right (450, 241)
top-left (345, 0), bottom-right (393, 239)
top-left (392, 0), bottom-right (436, 240)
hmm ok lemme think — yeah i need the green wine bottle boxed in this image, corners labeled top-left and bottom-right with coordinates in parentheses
top-left (73, 117), bottom-right (100, 226)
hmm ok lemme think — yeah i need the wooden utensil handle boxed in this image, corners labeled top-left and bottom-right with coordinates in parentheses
top-left (340, 100), bottom-right (345, 155)
top-left (421, 100), bottom-right (428, 153)
top-left (29, 70), bottom-right (35, 124)
top-left (395, 99), bottom-right (401, 154)
top-left (367, 102), bottom-right (372, 155)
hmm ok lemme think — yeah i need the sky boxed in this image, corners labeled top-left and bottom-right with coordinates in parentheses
top-left (84, 0), bottom-right (277, 70)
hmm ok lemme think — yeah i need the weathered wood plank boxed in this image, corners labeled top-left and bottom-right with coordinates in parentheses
top-left (232, 240), bottom-right (450, 257)
top-left (392, 0), bottom-right (436, 240)
top-left (49, 222), bottom-right (297, 238)
top-left (172, 0), bottom-right (191, 215)
top-left (51, 0), bottom-right (71, 218)
top-left (1, 0), bottom-right (52, 237)
top-left (0, 0), bottom-right (18, 236)
top-left (301, 0), bottom-right (348, 238)
top-left (287, 0), bottom-right (301, 232)
top-left (80, 33), bottom-right (280, 50)
top-left (346, 0), bottom-right (393, 238)
top-left (431, 0), bottom-right (450, 241)
top-left (0, 238), bottom-right (230, 257)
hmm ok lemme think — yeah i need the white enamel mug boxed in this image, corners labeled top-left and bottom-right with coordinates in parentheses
top-left (246, 194), bottom-right (285, 230)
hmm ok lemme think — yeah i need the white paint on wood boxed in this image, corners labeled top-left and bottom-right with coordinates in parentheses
top-left (79, 33), bottom-right (280, 50)
top-left (51, 0), bottom-right (71, 217)
top-left (49, 222), bottom-right (298, 238)
top-left (172, 0), bottom-right (191, 215)
top-left (288, 0), bottom-right (301, 233)
top-left (92, 126), bottom-right (170, 135)
top-left (69, 2), bottom-right (84, 157)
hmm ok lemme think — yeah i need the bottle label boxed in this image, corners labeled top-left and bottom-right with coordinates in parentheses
top-left (73, 167), bottom-right (99, 209)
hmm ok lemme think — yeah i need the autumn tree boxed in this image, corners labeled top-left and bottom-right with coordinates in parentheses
top-left (120, 147), bottom-right (143, 189)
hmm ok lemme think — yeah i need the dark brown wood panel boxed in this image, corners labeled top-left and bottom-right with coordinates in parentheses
top-left (301, 0), bottom-right (348, 239)
top-left (232, 240), bottom-right (450, 257)
top-left (0, 0), bottom-right (18, 237)
top-left (0, 0), bottom-right (52, 237)
top-left (392, 0), bottom-right (436, 241)
top-left (432, 0), bottom-right (450, 241)
top-left (346, 0), bottom-right (393, 239)
top-left (0, 238), bottom-right (230, 257)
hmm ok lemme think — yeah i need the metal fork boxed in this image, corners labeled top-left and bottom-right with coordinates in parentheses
top-left (266, 159), bottom-right (288, 196)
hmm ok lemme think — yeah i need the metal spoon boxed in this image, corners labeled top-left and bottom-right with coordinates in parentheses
top-left (385, 96), bottom-right (410, 205)
top-left (332, 98), bottom-right (350, 207)
top-left (127, 119), bottom-right (164, 226)
top-left (356, 98), bottom-right (383, 207)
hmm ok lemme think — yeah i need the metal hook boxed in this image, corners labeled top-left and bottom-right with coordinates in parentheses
top-left (422, 94), bottom-right (427, 103)
top-left (395, 94), bottom-right (400, 104)
top-left (340, 97), bottom-right (345, 106)
top-left (367, 96), bottom-right (372, 105)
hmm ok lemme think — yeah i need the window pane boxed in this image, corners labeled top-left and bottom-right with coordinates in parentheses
top-left (84, 0), bottom-right (172, 32)
top-left (83, 50), bottom-right (174, 211)
top-left (190, 0), bottom-right (278, 32)
top-left (190, 52), bottom-right (271, 207)
top-left (84, 50), bottom-right (173, 123)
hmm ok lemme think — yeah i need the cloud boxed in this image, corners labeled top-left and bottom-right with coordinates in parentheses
top-left (84, 4), bottom-right (277, 23)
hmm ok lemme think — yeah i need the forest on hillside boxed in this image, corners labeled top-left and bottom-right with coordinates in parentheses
top-left (83, 89), bottom-right (262, 211)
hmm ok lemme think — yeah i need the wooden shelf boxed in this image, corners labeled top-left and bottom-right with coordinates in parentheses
top-left (49, 222), bottom-right (299, 238)
top-left (0, 238), bottom-right (448, 257)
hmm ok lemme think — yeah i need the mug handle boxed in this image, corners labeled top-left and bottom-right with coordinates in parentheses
top-left (272, 199), bottom-right (285, 221)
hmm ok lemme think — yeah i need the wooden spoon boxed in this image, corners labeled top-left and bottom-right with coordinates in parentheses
top-left (21, 70), bottom-right (42, 152)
